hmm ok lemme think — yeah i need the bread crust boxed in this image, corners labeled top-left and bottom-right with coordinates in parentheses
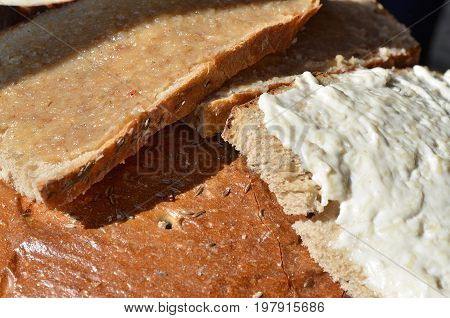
top-left (0, 123), bottom-right (345, 298)
top-left (0, 0), bottom-right (321, 207)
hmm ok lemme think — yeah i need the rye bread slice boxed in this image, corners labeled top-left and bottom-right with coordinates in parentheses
top-left (0, 0), bottom-right (320, 206)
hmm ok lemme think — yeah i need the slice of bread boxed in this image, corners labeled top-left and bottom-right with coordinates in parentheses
top-left (190, 0), bottom-right (420, 138)
top-left (222, 68), bottom-right (449, 297)
top-left (0, 0), bottom-right (320, 206)
top-left (222, 90), bottom-right (322, 216)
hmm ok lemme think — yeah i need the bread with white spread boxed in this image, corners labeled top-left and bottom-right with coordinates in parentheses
top-left (190, 0), bottom-right (420, 138)
top-left (223, 67), bottom-right (450, 297)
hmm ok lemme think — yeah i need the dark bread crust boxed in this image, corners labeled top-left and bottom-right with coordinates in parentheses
top-left (1, 0), bottom-right (321, 207)
top-left (0, 124), bottom-right (345, 298)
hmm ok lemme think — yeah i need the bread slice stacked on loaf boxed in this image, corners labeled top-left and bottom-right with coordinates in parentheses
top-left (223, 67), bottom-right (450, 297)
top-left (0, 0), bottom-right (320, 206)
top-left (189, 0), bottom-right (419, 138)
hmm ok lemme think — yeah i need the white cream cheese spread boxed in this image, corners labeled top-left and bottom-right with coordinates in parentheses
top-left (258, 66), bottom-right (450, 297)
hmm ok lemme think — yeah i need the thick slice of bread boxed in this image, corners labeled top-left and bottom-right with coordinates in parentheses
top-left (0, 0), bottom-right (320, 206)
top-left (221, 78), bottom-right (385, 297)
top-left (223, 68), bottom-right (450, 297)
top-left (0, 123), bottom-right (345, 298)
top-left (222, 93), bottom-right (322, 216)
top-left (190, 0), bottom-right (420, 138)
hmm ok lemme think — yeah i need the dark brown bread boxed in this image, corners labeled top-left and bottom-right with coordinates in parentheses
top-left (0, 124), bottom-right (345, 297)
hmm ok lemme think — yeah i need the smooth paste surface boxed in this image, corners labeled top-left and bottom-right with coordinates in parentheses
top-left (259, 67), bottom-right (450, 297)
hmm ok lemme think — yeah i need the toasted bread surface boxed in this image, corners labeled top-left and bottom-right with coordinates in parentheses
top-left (0, 0), bottom-right (320, 206)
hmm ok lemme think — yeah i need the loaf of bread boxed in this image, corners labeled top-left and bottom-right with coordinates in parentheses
top-left (190, 0), bottom-right (419, 138)
top-left (0, 0), bottom-right (320, 207)
top-left (223, 67), bottom-right (450, 297)
top-left (0, 123), bottom-right (346, 298)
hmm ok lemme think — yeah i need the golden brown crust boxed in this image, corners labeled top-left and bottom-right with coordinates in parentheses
top-left (32, 1), bottom-right (321, 207)
top-left (0, 124), bottom-right (345, 298)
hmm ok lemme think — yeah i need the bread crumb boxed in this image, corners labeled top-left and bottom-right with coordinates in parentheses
top-left (241, 234), bottom-right (247, 240)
